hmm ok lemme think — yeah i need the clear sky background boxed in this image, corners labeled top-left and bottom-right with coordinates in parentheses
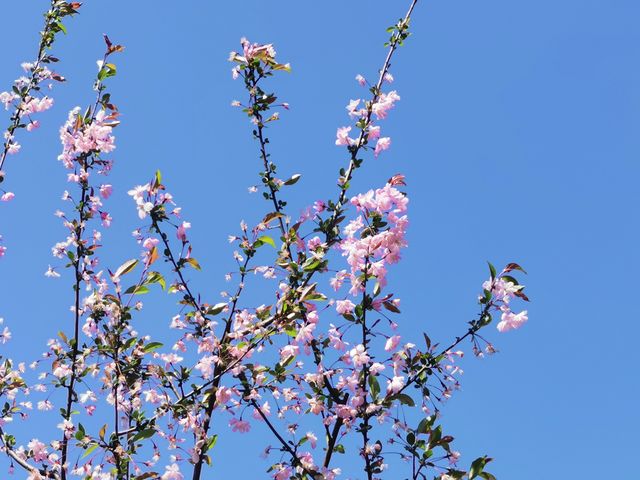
top-left (1, 1), bottom-right (639, 479)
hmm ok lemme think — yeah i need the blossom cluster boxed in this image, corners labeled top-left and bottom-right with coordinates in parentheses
top-left (481, 264), bottom-right (529, 333)
top-left (335, 79), bottom-right (399, 158)
top-left (0, 8), bottom-right (531, 480)
top-left (0, 1), bottom-right (81, 260)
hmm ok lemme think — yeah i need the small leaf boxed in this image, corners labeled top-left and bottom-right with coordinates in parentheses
top-left (396, 393), bottom-right (415, 406)
top-left (132, 428), bottom-right (156, 443)
top-left (504, 262), bottom-right (527, 274)
top-left (113, 259), bottom-right (138, 279)
top-left (207, 302), bottom-right (228, 315)
top-left (143, 342), bottom-right (163, 353)
top-left (124, 285), bottom-right (150, 295)
top-left (284, 174), bottom-right (301, 186)
top-left (147, 246), bottom-right (159, 266)
top-left (256, 235), bottom-right (276, 248)
top-left (185, 258), bottom-right (201, 270)
top-left (487, 262), bottom-right (497, 280)
top-left (82, 443), bottom-right (98, 458)
top-left (145, 271), bottom-right (166, 290)
top-left (262, 212), bottom-right (284, 225)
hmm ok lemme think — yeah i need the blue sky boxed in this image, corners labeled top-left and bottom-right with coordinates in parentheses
top-left (1, 0), bottom-right (639, 478)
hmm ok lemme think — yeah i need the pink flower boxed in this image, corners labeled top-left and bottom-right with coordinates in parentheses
top-left (368, 125), bottom-right (381, 140)
top-left (216, 386), bottom-right (234, 405)
top-left (335, 126), bottom-right (354, 146)
top-left (44, 265), bottom-right (60, 278)
top-left (355, 74), bottom-right (366, 86)
top-left (7, 142), bottom-right (20, 155)
top-left (336, 299), bottom-right (355, 315)
top-left (349, 344), bottom-right (370, 368)
top-left (161, 464), bottom-right (184, 480)
top-left (497, 310), bottom-right (528, 333)
top-left (26, 120), bottom-right (40, 131)
top-left (374, 137), bottom-right (391, 157)
top-left (387, 375), bottom-right (406, 394)
top-left (385, 335), bottom-right (401, 352)
top-left (306, 432), bottom-right (318, 448)
top-left (370, 362), bottom-right (386, 375)
top-left (176, 221), bottom-right (191, 242)
top-left (142, 237), bottom-right (159, 250)
top-left (1, 192), bottom-right (14, 202)
top-left (274, 466), bottom-right (293, 480)
top-left (99, 184), bottom-right (113, 199)
top-left (27, 439), bottom-right (48, 462)
top-left (229, 417), bottom-right (250, 433)
top-left (372, 90), bottom-right (400, 119)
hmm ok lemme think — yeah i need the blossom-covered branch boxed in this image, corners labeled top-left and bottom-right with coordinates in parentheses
top-left (0, 0), bottom-right (81, 259)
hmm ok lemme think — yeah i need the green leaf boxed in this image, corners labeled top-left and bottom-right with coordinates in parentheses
top-left (82, 443), bottom-right (99, 458)
top-left (479, 473), bottom-right (497, 480)
top-left (256, 235), bottom-right (276, 248)
top-left (204, 434), bottom-right (218, 453)
top-left (113, 259), bottom-right (138, 279)
top-left (207, 302), bottom-right (228, 315)
top-left (284, 174), bottom-right (302, 186)
top-left (368, 375), bottom-right (380, 399)
top-left (396, 393), bottom-right (415, 406)
top-left (469, 456), bottom-right (490, 479)
top-left (124, 285), bottom-right (150, 295)
top-left (132, 428), bottom-right (156, 443)
top-left (145, 271), bottom-right (166, 290)
top-left (488, 262), bottom-right (497, 280)
top-left (143, 342), bottom-right (163, 353)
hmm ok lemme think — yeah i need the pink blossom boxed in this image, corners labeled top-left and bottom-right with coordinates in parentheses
top-left (385, 335), bottom-right (401, 352)
top-left (335, 126), bottom-right (354, 146)
top-left (370, 362), bottom-right (386, 375)
top-left (349, 344), bottom-right (370, 368)
top-left (216, 386), bottom-right (234, 405)
top-left (497, 310), bottom-right (528, 333)
top-left (387, 375), bottom-right (406, 394)
top-left (27, 439), bottom-right (48, 462)
top-left (0, 326), bottom-right (11, 344)
top-left (176, 221), bottom-right (191, 242)
top-left (307, 396), bottom-right (324, 414)
top-left (313, 200), bottom-right (325, 213)
top-left (274, 466), bottom-right (293, 480)
top-left (355, 74), bottom-right (366, 86)
top-left (372, 90), bottom-right (400, 119)
top-left (368, 125), bottom-right (381, 140)
top-left (7, 142), bottom-right (20, 155)
top-left (230, 417), bottom-right (251, 432)
top-left (1, 192), bottom-right (14, 202)
top-left (99, 184), bottom-right (113, 199)
top-left (161, 464), bottom-right (184, 480)
top-left (374, 137), bottom-right (391, 157)
top-left (336, 299), bottom-right (355, 315)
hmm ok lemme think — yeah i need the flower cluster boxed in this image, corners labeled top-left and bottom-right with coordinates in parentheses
top-left (481, 263), bottom-right (529, 333)
top-left (0, 1), bottom-right (81, 260)
top-left (0, 4), bottom-right (532, 480)
top-left (335, 78), bottom-right (399, 158)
